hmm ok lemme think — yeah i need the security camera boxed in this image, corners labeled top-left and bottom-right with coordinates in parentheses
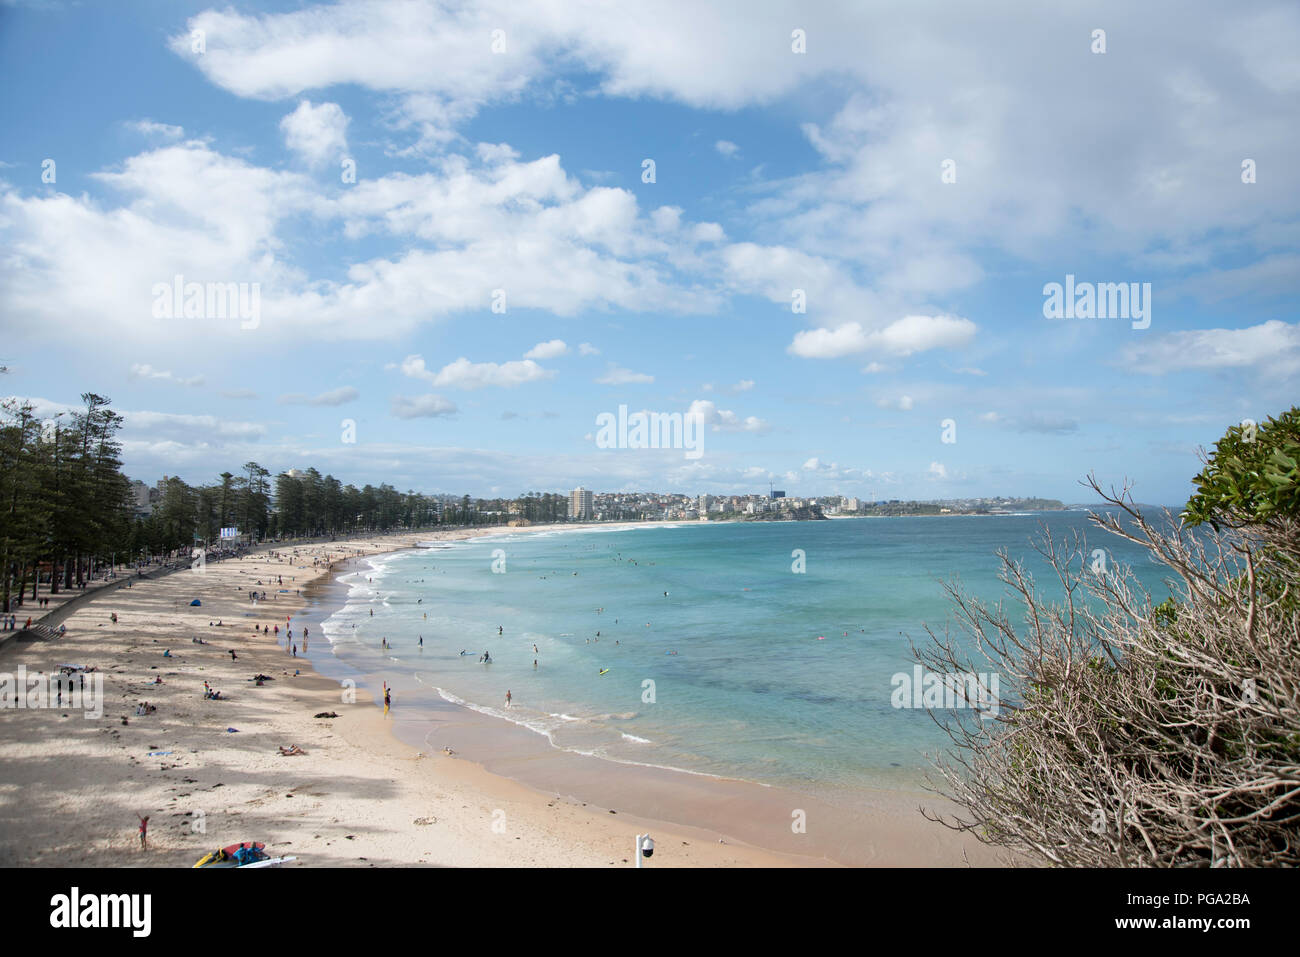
top-left (641, 836), bottom-right (654, 858)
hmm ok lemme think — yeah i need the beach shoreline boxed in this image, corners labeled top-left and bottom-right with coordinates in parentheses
top-left (0, 523), bottom-right (1006, 867)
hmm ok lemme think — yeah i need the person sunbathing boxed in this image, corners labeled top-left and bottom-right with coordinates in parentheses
top-left (279, 745), bottom-right (306, 756)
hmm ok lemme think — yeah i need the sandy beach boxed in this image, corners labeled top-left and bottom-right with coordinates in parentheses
top-left (0, 524), bottom-right (1004, 867)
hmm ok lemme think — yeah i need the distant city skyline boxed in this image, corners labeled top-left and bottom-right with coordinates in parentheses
top-left (2, 1), bottom-right (1297, 505)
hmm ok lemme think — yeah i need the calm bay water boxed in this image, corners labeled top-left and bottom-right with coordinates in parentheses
top-left (320, 512), bottom-right (1167, 801)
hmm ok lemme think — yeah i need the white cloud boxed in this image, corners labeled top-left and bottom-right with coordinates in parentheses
top-left (126, 120), bottom-right (185, 140)
top-left (0, 140), bottom-right (734, 349)
top-left (391, 394), bottom-right (458, 418)
top-left (578, 342), bottom-right (601, 356)
top-left (597, 363), bottom-right (654, 385)
top-left (278, 386), bottom-right (360, 406)
top-left (280, 100), bottom-right (350, 167)
top-left (928, 461), bottom-right (948, 479)
top-left (401, 354), bottom-right (554, 389)
top-left (123, 410), bottom-right (267, 441)
top-left (650, 206), bottom-right (682, 233)
top-left (715, 140), bottom-right (739, 158)
top-left (691, 222), bottom-right (726, 243)
top-left (688, 399), bottom-right (769, 433)
top-left (1119, 320), bottom-right (1300, 377)
top-left (128, 364), bottom-right (204, 387)
top-left (164, 0), bottom-right (1300, 290)
top-left (789, 315), bottom-right (976, 359)
top-left (524, 339), bottom-right (569, 359)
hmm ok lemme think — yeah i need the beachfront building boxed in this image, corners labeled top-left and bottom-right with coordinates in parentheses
top-left (569, 486), bottom-right (594, 521)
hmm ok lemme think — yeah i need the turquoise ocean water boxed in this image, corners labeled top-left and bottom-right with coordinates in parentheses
top-left (320, 512), bottom-right (1167, 801)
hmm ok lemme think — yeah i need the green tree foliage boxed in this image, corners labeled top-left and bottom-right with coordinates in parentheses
top-left (1184, 407), bottom-right (1300, 531)
top-left (1, 394), bottom-right (577, 612)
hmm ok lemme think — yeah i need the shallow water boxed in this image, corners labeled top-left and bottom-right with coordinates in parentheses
top-left (319, 512), bottom-right (1167, 801)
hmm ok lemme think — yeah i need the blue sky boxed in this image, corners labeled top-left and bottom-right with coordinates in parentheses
top-left (1, 0), bottom-right (1297, 504)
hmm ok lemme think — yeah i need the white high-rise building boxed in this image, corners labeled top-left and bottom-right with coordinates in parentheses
top-left (570, 486), bottom-right (594, 521)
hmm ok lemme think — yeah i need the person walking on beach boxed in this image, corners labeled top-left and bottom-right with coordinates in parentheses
top-left (505, 689), bottom-right (512, 708)
top-left (383, 685), bottom-right (391, 715)
top-left (138, 815), bottom-right (149, 851)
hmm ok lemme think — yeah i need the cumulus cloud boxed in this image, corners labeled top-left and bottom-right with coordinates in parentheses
top-left (877, 395), bottom-right (914, 411)
top-left (163, 0), bottom-right (1300, 309)
top-left (279, 100), bottom-right (350, 167)
top-left (524, 339), bottom-right (569, 359)
top-left (789, 315), bottom-right (977, 359)
top-left (715, 140), bottom-right (739, 157)
top-left (688, 399), bottom-right (769, 433)
top-left (0, 141), bottom-right (729, 348)
top-left (578, 342), bottom-right (601, 356)
top-left (401, 354), bottom-right (554, 389)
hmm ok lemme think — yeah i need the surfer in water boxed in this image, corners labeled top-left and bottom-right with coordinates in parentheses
top-left (498, 625), bottom-right (503, 635)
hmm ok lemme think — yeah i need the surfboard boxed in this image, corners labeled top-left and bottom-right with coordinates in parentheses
top-left (598, 668), bottom-right (611, 675)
